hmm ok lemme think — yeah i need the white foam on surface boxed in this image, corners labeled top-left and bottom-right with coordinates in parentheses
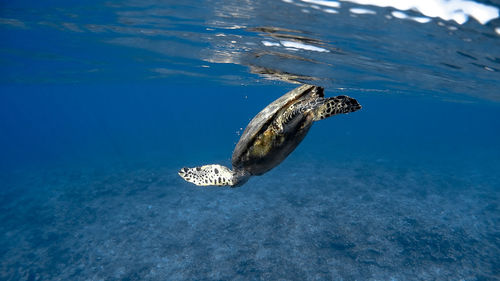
top-left (411, 16), bottom-right (432, 23)
top-left (350, 8), bottom-right (376, 14)
top-left (496, 27), bottom-right (500, 35)
top-left (340, 0), bottom-right (499, 24)
top-left (261, 41), bottom-right (281, 47)
top-left (392, 11), bottom-right (408, 19)
top-left (280, 40), bottom-right (330, 52)
top-left (392, 11), bottom-right (432, 23)
top-left (324, 8), bottom-right (339, 13)
top-left (301, 0), bottom-right (341, 8)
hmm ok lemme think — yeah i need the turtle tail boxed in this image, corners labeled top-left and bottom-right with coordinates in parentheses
top-left (313, 95), bottom-right (361, 121)
top-left (178, 164), bottom-right (249, 187)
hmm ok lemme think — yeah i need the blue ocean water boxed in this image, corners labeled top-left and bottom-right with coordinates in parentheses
top-left (1, 0), bottom-right (500, 280)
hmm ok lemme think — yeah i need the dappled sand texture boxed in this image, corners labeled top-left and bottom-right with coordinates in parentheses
top-left (1, 162), bottom-right (498, 280)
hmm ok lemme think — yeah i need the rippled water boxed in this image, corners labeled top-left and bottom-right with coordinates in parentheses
top-left (1, 0), bottom-right (500, 280)
top-left (2, 0), bottom-right (500, 99)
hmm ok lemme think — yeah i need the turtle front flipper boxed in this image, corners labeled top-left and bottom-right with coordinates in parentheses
top-left (178, 164), bottom-right (247, 187)
top-left (313, 95), bottom-right (361, 121)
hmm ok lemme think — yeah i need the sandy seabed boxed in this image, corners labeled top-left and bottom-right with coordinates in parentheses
top-left (1, 160), bottom-right (498, 281)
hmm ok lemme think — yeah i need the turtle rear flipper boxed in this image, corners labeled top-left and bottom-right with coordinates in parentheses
top-left (313, 95), bottom-right (361, 121)
top-left (178, 164), bottom-right (247, 187)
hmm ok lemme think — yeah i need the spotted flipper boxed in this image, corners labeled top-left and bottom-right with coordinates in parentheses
top-left (313, 95), bottom-right (361, 121)
top-left (178, 164), bottom-right (238, 186)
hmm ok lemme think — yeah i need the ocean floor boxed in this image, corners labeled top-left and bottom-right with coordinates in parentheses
top-left (1, 159), bottom-right (498, 281)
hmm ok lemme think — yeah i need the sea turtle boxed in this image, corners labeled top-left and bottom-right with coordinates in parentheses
top-left (178, 84), bottom-right (361, 187)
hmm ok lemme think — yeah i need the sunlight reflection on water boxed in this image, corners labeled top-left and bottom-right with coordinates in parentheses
top-left (0, 0), bottom-right (499, 100)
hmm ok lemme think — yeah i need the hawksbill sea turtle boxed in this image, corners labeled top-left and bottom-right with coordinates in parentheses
top-left (178, 84), bottom-right (362, 187)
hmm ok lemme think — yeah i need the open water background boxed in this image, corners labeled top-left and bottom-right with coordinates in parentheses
top-left (1, 0), bottom-right (500, 280)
